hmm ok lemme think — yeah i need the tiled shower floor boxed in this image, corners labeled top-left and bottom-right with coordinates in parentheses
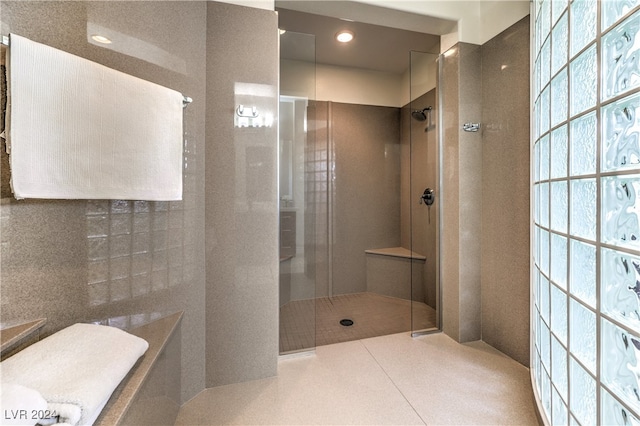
top-left (279, 292), bottom-right (437, 353)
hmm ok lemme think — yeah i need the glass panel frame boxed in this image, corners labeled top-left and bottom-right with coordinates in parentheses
top-left (278, 30), bottom-right (317, 355)
top-left (410, 50), bottom-right (441, 336)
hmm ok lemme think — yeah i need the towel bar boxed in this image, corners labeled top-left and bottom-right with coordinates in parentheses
top-left (1, 34), bottom-right (192, 107)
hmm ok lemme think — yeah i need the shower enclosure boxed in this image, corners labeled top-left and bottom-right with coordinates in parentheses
top-left (278, 29), bottom-right (440, 354)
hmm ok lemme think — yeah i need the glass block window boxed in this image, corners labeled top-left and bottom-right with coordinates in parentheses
top-left (551, 125), bottom-right (568, 179)
top-left (602, 10), bottom-right (640, 100)
top-left (602, 92), bottom-right (640, 172)
top-left (551, 69), bottom-right (569, 127)
top-left (550, 232), bottom-right (568, 285)
top-left (570, 112), bottom-right (597, 175)
top-left (570, 45), bottom-right (598, 116)
top-left (532, 1), bottom-right (640, 424)
top-left (602, 0), bottom-right (640, 30)
top-left (552, 14), bottom-right (569, 75)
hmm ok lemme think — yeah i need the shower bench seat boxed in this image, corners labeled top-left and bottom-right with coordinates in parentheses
top-left (365, 247), bottom-right (426, 301)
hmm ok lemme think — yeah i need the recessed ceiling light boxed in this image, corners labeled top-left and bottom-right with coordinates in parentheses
top-left (335, 30), bottom-right (354, 43)
top-left (91, 34), bottom-right (112, 44)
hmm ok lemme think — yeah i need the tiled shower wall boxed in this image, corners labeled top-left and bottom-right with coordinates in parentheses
top-left (312, 101), bottom-right (401, 296)
top-left (204, 2), bottom-right (279, 387)
top-left (481, 16), bottom-right (531, 366)
top-left (0, 1), bottom-right (207, 403)
top-left (440, 16), bottom-right (530, 364)
top-left (440, 42), bottom-right (483, 343)
top-left (1, 0), bottom-right (280, 396)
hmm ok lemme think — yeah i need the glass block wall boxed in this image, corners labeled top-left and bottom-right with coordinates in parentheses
top-left (532, 0), bottom-right (640, 423)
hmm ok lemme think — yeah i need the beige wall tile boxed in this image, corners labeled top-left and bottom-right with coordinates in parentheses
top-left (0, 0), bottom-right (207, 403)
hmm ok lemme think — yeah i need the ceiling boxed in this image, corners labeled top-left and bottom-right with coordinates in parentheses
top-left (276, 7), bottom-right (441, 74)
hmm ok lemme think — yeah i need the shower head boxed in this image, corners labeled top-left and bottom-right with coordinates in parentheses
top-left (411, 106), bottom-right (432, 121)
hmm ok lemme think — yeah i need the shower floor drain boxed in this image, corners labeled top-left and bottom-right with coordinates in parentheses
top-left (339, 319), bottom-right (354, 327)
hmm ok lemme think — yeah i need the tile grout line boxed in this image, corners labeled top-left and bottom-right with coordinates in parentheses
top-left (358, 338), bottom-right (429, 426)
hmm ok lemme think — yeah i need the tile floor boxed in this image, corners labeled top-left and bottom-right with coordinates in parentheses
top-left (279, 292), bottom-right (437, 353)
top-left (176, 332), bottom-right (540, 425)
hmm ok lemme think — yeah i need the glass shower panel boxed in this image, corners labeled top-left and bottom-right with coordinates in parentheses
top-left (278, 30), bottom-right (317, 354)
top-left (409, 50), bottom-right (440, 334)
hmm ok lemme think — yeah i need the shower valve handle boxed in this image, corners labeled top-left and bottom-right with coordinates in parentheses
top-left (420, 188), bottom-right (435, 206)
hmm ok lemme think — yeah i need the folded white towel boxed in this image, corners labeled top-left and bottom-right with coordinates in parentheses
top-left (7, 33), bottom-right (184, 201)
top-left (45, 403), bottom-right (81, 426)
top-left (0, 382), bottom-right (48, 426)
top-left (0, 323), bottom-right (148, 426)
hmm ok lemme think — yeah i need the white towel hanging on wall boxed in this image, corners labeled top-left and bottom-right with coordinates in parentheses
top-left (6, 33), bottom-right (184, 201)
